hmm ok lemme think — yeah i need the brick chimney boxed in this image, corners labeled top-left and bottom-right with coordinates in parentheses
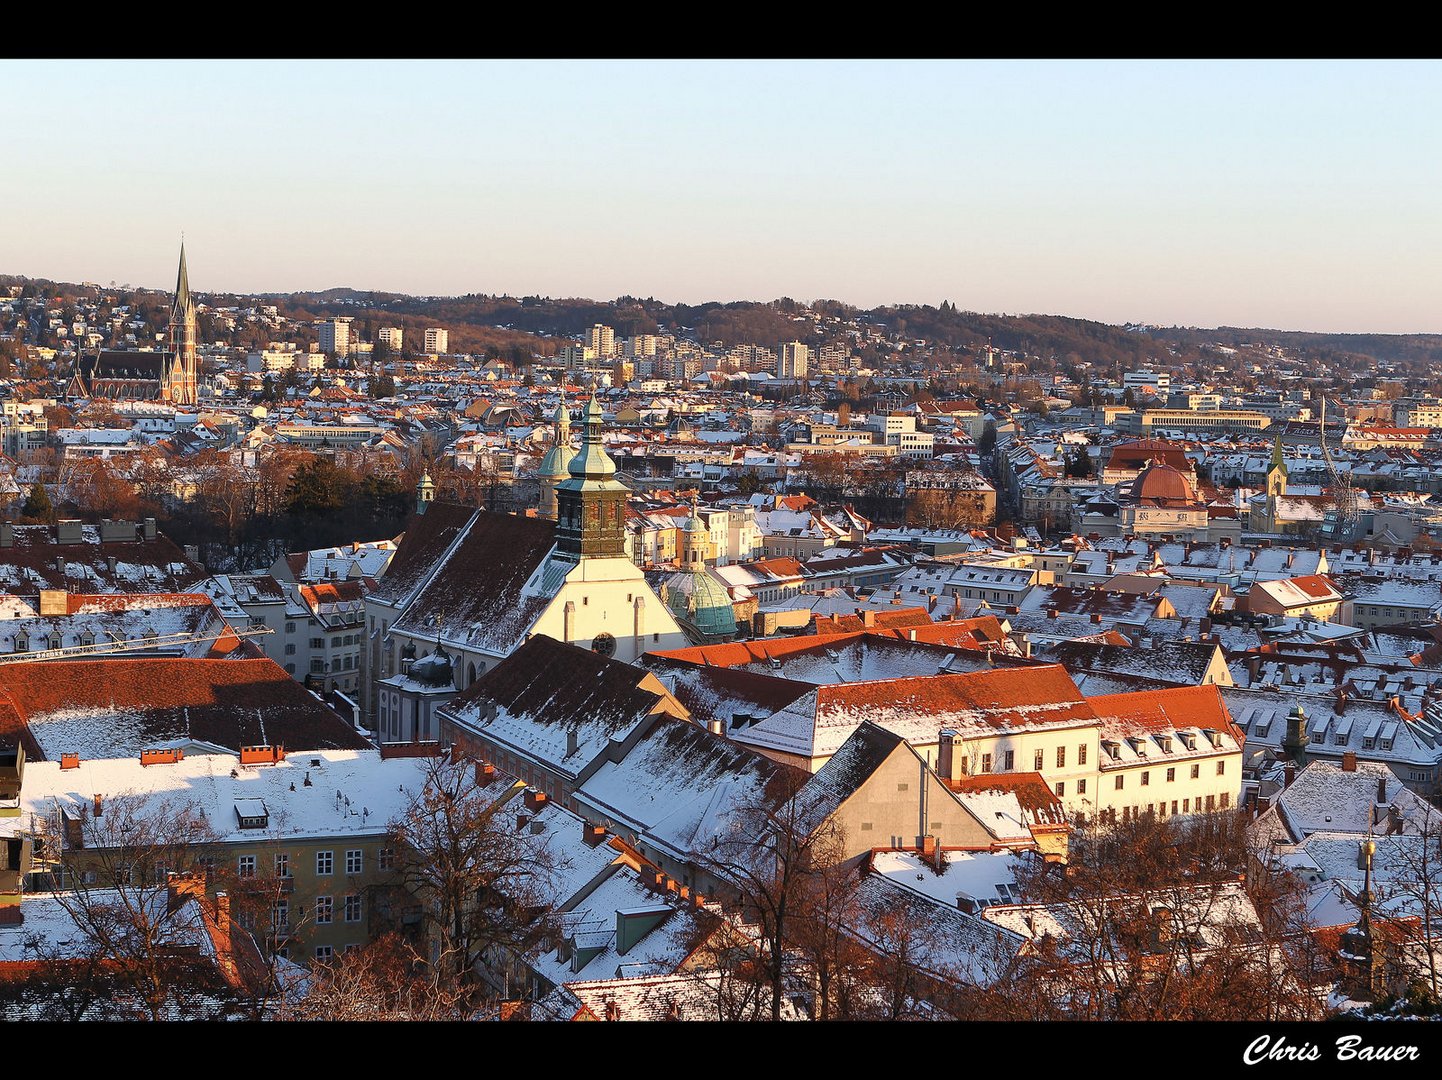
top-left (524, 788), bottom-right (548, 812)
top-left (60, 753), bottom-right (80, 771)
top-left (1341, 751), bottom-right (1358, 772)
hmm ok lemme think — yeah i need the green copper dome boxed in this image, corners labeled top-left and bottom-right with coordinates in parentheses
top-left (667, 570), bottom-right (736, 639)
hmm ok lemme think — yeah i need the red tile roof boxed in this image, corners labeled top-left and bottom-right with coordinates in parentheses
top-left (812, 608), bottom-right (933, 634)
top-left (652, 631), bottom-right (871, 668)
top-left (0, 657), bottom-right (368, 760)
top-left (814, 664), bottom-right (1095, 732)
top-left (1085, 684), bottom-right (1242, 743)
top-left (945, 771), bottom-right (1068, 828)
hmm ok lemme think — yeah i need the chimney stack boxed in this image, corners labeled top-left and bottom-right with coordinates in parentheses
top-left (1341, 750), bottom-right (1358, 772)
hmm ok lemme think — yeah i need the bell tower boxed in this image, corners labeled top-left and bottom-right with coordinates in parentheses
top-left (554, 394), bottom-right (628, 560)
top-left (1266, 433), bottom-right (1288, 499)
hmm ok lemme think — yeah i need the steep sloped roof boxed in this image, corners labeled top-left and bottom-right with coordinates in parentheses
top-left (577, 716), bottom-right (805, 859)
top-left (445, 636), bottom-right (671, 778)
top-left (0, 657), bottom-right (368, 760)
top-left (390, 510), bottom-right (558, 654)
top-left (368, 501), bottom-right (476, 606)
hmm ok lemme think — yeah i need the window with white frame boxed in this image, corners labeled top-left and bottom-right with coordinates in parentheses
top-left (344, 894), bottom-right (362, 923)
top-left (315, 896), bottom-right (333, 924)
top-left (238, 855), bottom-right (256, 878)
top-left (345, 849), bottom-right (362, 875)
top-left (316, 850), bottom-right (333, 876)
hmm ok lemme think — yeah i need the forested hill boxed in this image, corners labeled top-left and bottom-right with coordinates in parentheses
top-left (270, 289), bottom-right (1442, 368)
top-left (8, 271), bottom-right (1442, 368)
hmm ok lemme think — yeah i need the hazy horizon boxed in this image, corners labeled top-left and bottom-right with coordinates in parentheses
top-left (5, 59), bottom-right (1440, 336)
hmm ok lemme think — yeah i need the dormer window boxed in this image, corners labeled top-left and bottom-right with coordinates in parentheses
top-left (235, 799), bottom-right (269, 830)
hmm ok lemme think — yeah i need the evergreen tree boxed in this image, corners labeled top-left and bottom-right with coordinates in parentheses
top-left (22, 482), bottom-right (52, 523)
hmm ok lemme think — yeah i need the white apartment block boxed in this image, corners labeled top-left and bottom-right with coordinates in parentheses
top-left (1405, 401), bottom-right (1442, 428)
top-left (318, 318), bottom-right (354, 358)
top-left (377, 326), bottom-right (404, 351)
top-left (1124, 369), bottom-right (1171, 394)
top-left (778, 340), bottom-right (810, 379)
top-left (586, 324), bottom-right (617, 359)
top-left (424, 327), bottom-right (449, 354)
top-left (625, 334), bottom-right (659, 358)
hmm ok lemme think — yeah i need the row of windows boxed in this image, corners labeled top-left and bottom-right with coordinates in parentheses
top-left (9, 633), bottom-right (100, 651)
top-left (1076, 795), bottom-right (1232, 827)
top-left (239, 848), bottom-right (379, 878)
top-left (271, 894), bottom-right (364, 927)
top-left (1357, 604), bottom-right (1421, 618)
top-left (1112, 762), bottom-right (1222, 789)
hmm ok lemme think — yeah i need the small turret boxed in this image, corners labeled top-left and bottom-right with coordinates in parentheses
top-left (416, 472), bottom-right (435, 516)
top-left (1283, 701), bottom-right (1308, 766)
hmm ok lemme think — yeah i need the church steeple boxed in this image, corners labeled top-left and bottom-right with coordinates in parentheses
top-left (174, 242), bottom-right (192, 316)
top-left (537, 395), bottom-right (575, 522)
top-left (1266, 431), bottom-right (1288, 514)
top-left (683, 493), bottom-right (708, 570)
top-left (165, 243), bottom-right (198, 406)
top-left (554, 393), bottom-right (628, 560)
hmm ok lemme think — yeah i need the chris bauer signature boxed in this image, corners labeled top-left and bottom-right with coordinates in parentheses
top-left (1245, 1035), bottom-right (1420, 1064)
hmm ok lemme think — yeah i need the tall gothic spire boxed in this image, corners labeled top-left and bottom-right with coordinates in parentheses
top-left (164, 243), bottom-right (198, 405)
top-left (173, 242), bottom-right (191, 319)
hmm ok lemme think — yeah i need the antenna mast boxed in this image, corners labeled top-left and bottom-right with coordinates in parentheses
top-left (1319, 396), bottom-right (1361, 543)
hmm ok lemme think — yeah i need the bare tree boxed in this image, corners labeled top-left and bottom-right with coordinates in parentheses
top-left (694, 772), bottom-right (850, 1022)
top-left (274, 932), bottom-right (468, 1020)
top-left (29, 792), bottom-right (258, 1020)
top-left (381, 753), bottom-right (563, 1009)
top-left (1008, 810), bottom-right (1323, 1020)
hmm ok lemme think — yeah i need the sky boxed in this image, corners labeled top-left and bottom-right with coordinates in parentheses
top-left (3, 59), bottom-right (1440, 335)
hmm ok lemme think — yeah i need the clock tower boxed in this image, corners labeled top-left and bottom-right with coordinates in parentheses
top-left (555, 394), bottom-right (629, 560)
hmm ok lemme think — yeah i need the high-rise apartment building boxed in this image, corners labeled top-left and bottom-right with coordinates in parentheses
top-left (318, 318), bottom-right (354, 358)
top-left (587, 324), bottom-right (617, 359)
top-left (424, 328), bottom-right (449, 354)
top-left (624, 334), bottom-right (658, 359)
top-left (377, 327), bottom-right (403, 352)
top-left (779, 341), bottom-right (810, 379)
